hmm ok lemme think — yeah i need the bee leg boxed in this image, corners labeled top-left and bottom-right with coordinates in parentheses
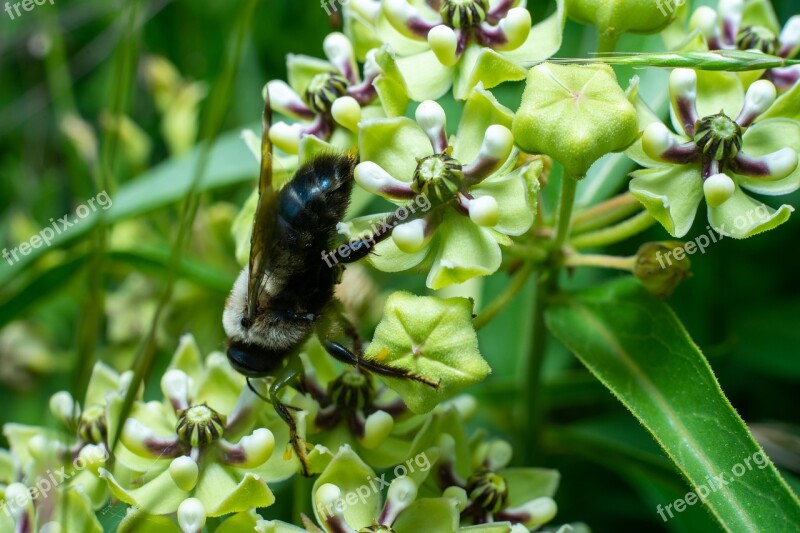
top-left (268, 359), bottom-right (313, 476)
top-left (322, 340), bottom-right (440, 389)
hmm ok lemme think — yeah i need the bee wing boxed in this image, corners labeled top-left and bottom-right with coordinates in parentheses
top-left (246, 97), bottom-right (279, 323)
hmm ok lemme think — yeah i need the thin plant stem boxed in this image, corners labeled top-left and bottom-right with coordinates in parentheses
top-left (563, 253), bottom-right (637, 271)
top-left (474, 262), bottom-right (535, 330)
top-left (571, 192), bottom-right (642, 234)
top-left (571, 210), bottom-right (657, 249)
top-left (523, 174), bottom-right (579, 463)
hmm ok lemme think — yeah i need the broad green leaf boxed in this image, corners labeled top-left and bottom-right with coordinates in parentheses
top-left (545, 278), bottom-right (800, 532)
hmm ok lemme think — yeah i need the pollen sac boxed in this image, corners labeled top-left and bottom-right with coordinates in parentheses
top-left (736, 26), bottom-right (779, 55)
top-left (304, 72), bottom-right (349, 114)
top-left (693, 112), bottom-right (743, 162)
top-left (328, 371), bottom-right (374, 410)
top-left (176, 403), bottom-right (226, 448)
top-left (466, 469), bottom-right (509, 514)
top-left (440, 0), bottom-right (490, 29)
top-left (413, 153), bottom-right (463, 203)
top-left (78, 405), bottom-right (108, 445)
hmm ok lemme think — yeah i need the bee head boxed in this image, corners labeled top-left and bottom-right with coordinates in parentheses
top-left (226, 341), bottom-right (280, 378)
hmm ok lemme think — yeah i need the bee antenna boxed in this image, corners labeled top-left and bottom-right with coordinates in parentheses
top-left (247, 378), bottom-right (271, 403)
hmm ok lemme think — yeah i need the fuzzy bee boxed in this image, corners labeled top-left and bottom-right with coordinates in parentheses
top-left (223, 99), bottom-right (437, 474)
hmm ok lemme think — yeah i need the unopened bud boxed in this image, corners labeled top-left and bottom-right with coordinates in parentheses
top-left (634, 242), bottom-right (692, 297)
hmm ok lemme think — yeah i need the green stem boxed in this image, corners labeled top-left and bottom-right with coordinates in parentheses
top-left (474, 262), bottom-right (534, 330)
top-left (564, 253), bottom-right (637, 271)
top-left (571, 192), bottom-right (642, 234)
top-left (571, 210), bottom-right (657, 249)
top-left (597, 32), bottom-right (620, 54)
top-left (523, 174), bottom-right (579, 463)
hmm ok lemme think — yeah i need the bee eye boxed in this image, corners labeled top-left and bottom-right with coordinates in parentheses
top-left (241, 316), bottom-right (252, 328)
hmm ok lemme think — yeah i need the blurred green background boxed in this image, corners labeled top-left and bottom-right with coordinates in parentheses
top-left (1, 0), bottom-right (799, 531)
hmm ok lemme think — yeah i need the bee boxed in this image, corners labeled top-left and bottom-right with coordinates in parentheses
top-left (223, 98), bottom-right (437, 474)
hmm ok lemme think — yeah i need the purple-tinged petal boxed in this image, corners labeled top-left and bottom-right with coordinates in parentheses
top-left (669, 69), bottom-right (700, 137)
top-left (487, 0), bottom-right (519, 24)
top-left (324, 33), bottom-right (359, 85)
top-left (642, 123), bottom-right (699, 164)
top-left (765, 65), bottom-right (800, 92)
top-left (778, 16), bottom-right (800, 58)
top-left (463, 124), bottom-right (514, 184)
top-left (718, 0), bottom-right (743, 47)
top-left (266, 80), bottom-right (314, 120)
top-left (383, 0), bottom-right (440, 40)
top-left (731, 148), bottom-right (798, 179)
top-left (415, 100), bottom-right (449, 153)
top-left (735, 80), bottom-right (776, 127)
top-left (355, 161), bottom-right (417, 199)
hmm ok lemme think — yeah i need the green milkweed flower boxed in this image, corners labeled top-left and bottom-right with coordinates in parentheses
top-left (628, 68), bottom-right (800, 238)
top-left (366, 0), bottom-right (565, 100)
top-left (689, 0), bottom-right (800, 91)
top-left (266, 32), bottom-right (403, 155)
top-left (99, 335), bottom-right (281, 518)
top-left (257, 445), bottom-right (459, 533)
top-left (431, 424), bottom-right (560, 529)
top-left (348, 86), bottom-right (538, 289)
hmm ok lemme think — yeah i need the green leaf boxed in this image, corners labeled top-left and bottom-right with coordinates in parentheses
top-left (545, 278), bottom-right (800, 532)
top-left (364, 292), bottom-right (491, 414)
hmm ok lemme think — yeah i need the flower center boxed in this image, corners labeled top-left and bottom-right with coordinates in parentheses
top-left (736, 25), bottom-right (779, 55)
top-left (329, 371), bottom-right (373, 410)
top-left (466, 470), bottom-right (509, 514)
top-left (440, 0), bottom-right (490, 29)
top-left (78, 405), bottom-right (108, 444)
top-left (176, 403), bottom-right (226, 448)
top-left (693, 112), bottom-right (743, 162)
top-left (305, 72), bottom-right (350, 114)
top-left (358, 526), bottom-right (395, 533)
top-left (413, 153), bottom-right (463, 203)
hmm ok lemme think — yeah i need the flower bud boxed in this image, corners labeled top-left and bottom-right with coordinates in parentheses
top-left (512, 496), bottom-right (558, 528)
top-left (49, 391), bottom-right (78, 428)
top-left (392, 219), bottom-right (428, 253)
top-left (689, 7), bottom-right (718, 39)
top-left (161, 369), bottom-right (192, 411)
top-left (331, 96), bottom-right (362, 133)
top-left (513, 63), bottom-right (638, 177)
top-left (382, 477), bottom-right (418, 524)
top-left (703, 173), bottom-right (736, 207)
top-left (634, 242), bottom-right (692, 297)
top-left (170, 456), bottom-right (200, 492)
top-left (361, 410), bottom-right (394, 449)
top-left (736, 80), bottom-right (777, 127)
top-left (415, 100), bottom-right (448, 153)
top-left (565, 0), bottom-right (677, 50)
top-left (467, 195), bottom-right (499, 227)
top-left (236, 428), bottom-right (275, 468)
top-left (428, 25), bottom-right (459, 67)
top-left (177, 498), bottom-right (206, 533)
top-left (79, 444), bottom-right (108, 475)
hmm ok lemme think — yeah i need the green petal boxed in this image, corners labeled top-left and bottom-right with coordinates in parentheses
top-left (168, 334), bottom-right (204, 382)
top-left (299, 134), bottom-right (353, 165)
top-left (375, 10), bottom-right (430, 57)
top-left (682, 72), bottom-right (743, 129)
top-left (344, 213), bottom-right (432, 272)
top-left (629, 164), bottom-right (703, 238)
top-left (101, 467), bottom-right (186, 515)
top-left (707, 187), bottom-right (794, 239)
top-left (760, 81), bottom-right (800, 121)
top-left (741, 0), bottom-right (781, 34)
top-left (312, 445), bottom-right (380, 529)
top-left (195, 465), bottom-right (274, 516)
top-left (499, 0), bottom-right (567, 63)
top-left (453, 46), bottom-right (527, 101)
top-left (427, 212), bottom-right (502, 290)
top-left (376, 75), bottom-right (411, 118)
top-left (458, 524), bottom-right (516, 532)
top-left (215, 511), bottom-right (261, 532)
top-left (453, 84), bottom-right (514, 165)
top-left (286, 54), bottom-right (335, 95)
top-left (364, 292), bottom-right (490, 414)
top-left (500, 468), bottom-right (560, 506)
top-left (0, 449), bottom-right (15, 482)
top-left (395, 50), bottom-right (455, 101)
top-left (394, 498), bottom-right (460, 533)
top-left (117, 509), bottom-right (181, 533)
top-left (84, 362), bottom-right (123, 406)
top-left (739, 118), bottom-right (800, 195)
top-left (343, 4), bottom-right (384, 61)
top-left (625, 78), bottom-right (674, 169)
top-left (471, 161), bottom-right (536, 236)
top-left (195, 358), bottom-right (245, 417)
top-left (60, 488), bottom-right (104, 533)
top-left (255, 520), bottom-right (310, 533)
top-left (359, 117), bottom-right (433, 181)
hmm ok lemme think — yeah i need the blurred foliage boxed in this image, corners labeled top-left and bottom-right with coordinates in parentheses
top-left (1, 0), bottom-right (799, 531)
